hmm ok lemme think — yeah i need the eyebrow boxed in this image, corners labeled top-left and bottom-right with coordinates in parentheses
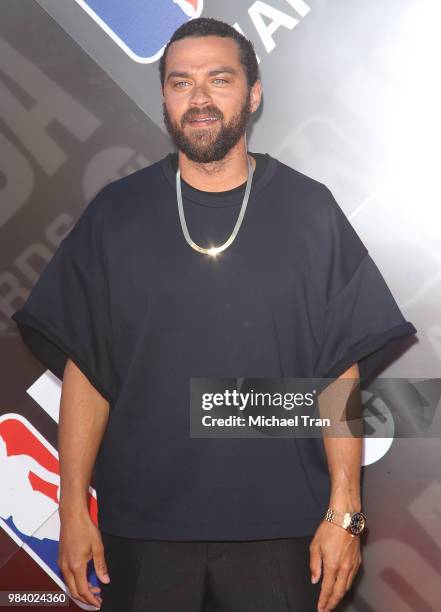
top-left (166, 66), bottom-right (239, 82)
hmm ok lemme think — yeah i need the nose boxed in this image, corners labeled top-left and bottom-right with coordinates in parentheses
top-left (188, 82), bottom-right (212, 107)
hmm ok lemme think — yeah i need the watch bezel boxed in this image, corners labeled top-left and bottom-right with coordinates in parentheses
top-left (348, 511), bottom-right (366, 535)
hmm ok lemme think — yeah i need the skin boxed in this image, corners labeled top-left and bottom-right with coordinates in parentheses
top-left (57, 358), bottom-right (110, 608)
top-left (311, 362), bottom-right (363, 611)
top-left (161, 35), bottom-right (262, 191)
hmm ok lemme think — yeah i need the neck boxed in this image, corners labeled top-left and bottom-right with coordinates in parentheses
top-left (177, 141), bottom-right (256, 193)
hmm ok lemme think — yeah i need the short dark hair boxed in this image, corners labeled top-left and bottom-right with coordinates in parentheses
top-left (159, 17), bottom-right (260, 91)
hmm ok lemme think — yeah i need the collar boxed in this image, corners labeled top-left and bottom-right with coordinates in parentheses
top-left (161, 151), bottom-right (277, 208)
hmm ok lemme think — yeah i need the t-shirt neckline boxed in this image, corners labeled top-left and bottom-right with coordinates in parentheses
top-left (161, 151), bottom-right (277, 208)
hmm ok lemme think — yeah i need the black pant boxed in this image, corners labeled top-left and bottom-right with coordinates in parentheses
top-left (99, 531), bottom-right (322, 611)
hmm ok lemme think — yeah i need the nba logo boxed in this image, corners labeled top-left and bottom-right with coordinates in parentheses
top-left (75, 0), bottom-right (204, 63)
top-left (0, 414), bottom-right (100, 609)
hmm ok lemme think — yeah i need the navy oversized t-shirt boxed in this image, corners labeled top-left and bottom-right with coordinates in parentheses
top-left (11, 151), bottom-right (417, 540)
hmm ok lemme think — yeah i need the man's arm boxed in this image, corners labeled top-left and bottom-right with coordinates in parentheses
top-left (58, 357), bottom-right (109, 515)
top-left (323, 362), bottom-right (362, 513)
top-left (57, 357), bottom-right (110, 608)
top-left (310, 362), bottom-right (363, 612)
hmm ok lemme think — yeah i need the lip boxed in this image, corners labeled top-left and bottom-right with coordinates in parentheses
top-left (188, 117), bottom-right (219, 127)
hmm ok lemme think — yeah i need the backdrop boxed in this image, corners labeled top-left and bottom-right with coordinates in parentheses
top-left (1, 1), bottom-right (440, 610)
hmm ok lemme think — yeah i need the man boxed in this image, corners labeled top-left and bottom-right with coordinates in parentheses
top-left (12, 17), bottom-right (417, 612)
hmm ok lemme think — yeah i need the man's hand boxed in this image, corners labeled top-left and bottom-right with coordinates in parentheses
top-left (309, 520), bottom-right (362, 611)
top-left (57, 512), bottom-right (110, 608)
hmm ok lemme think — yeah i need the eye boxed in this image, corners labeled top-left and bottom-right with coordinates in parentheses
top-left (213, 78), bottom-right (228, 84)
top-left (174, 81), bottom-right (189, 88)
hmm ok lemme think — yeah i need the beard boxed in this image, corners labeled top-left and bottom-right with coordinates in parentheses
top-left (162, 89), bottom-right (252, 163)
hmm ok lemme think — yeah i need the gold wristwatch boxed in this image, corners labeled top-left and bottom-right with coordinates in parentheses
top-left (324, 508), bottom-right (367, 536)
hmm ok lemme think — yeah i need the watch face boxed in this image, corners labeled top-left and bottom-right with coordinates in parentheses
top-left (349, 512), bottom-right (366, 535)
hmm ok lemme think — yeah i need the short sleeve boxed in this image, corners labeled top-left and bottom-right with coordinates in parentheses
top-left (11, 185), bottom-right (118, 404)
top-left (314, 186), bottom-right (417, 385)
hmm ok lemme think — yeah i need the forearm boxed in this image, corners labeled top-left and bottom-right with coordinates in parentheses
top-left (58, 358), bottom-right (109, 519)
top-left (323, 435), bottom-right (362, 511)
top-left (321, 362), bottom-right (362, 511)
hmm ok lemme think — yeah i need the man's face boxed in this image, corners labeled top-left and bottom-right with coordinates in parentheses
top-left (162, 35), bottom-right (256, 163)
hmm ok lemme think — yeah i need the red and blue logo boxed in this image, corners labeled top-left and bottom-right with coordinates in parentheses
top-left (0, 414), bottom-right (99, 609)
top-left (75, 0), bottom-right (203, 63)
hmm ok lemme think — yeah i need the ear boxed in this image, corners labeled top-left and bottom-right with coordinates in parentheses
top-left (250, 79), bottom-right (263, 113)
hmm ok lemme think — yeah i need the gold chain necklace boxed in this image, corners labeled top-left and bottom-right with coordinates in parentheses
top-left (176, 154), bottom-right (255, 256)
